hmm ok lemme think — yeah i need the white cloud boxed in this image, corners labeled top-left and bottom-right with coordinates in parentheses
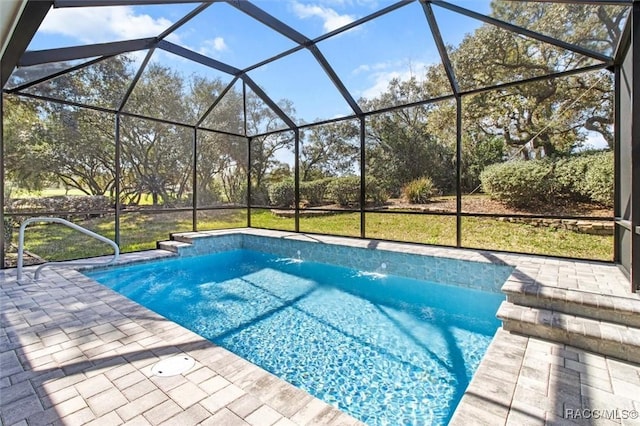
top-left (39, 6), bottom-right (179, 45)
top-left (198, 37), bottom-right (227, 57)
top-left (362, 70), bottom-right (403, 98)
top-left (211, 37), bottom-right (227, 51)
top-left (352, 61), bottom-right (393, 76)
top-left (358, 60), bottom-right (430, 99)
top-left (292, 2), bottom-right (355, 33)
top-left (352, 64), bottom-right (371, 75)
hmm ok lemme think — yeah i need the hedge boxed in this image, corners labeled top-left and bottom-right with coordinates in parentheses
top-left (268, 180), bottom-right (295, 207)
top-left (3, 218), bottom-right (13, 250)
top-left (326, 176), bottom-right (387, 207)
top-left (480, 151), bottom-right (613, 208)
top-left (7, 195), bottom-right (111, 213)
top-left (299, 178), bottom-right (333, 206)
top-left (480, 160), bottom-right (554, 208)
top-left (583, 153), bottom-right (613, 206)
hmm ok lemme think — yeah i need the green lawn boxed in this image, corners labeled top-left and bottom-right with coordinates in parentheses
top-left (15, 209), bottom-right (247, 261)
top-left (247, 211), bottom-right (612, 260)
top-left (10, 209), bottom-right (613, 263)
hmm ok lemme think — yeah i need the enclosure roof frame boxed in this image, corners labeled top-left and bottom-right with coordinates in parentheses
top-left (3, 0), bottom-right (631, 131)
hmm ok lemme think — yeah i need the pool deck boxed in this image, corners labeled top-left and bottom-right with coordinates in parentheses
top-left (2, 228), bottom-right (640, 425)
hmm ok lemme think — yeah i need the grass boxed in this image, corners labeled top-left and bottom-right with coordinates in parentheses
top-left (15, 210), bottom-right (247, 261)
top-left (461, 217), bottom-right (613, 260)
top-left (9, 209), bottom-right (613, 263)
top-left (246, 211), bottom-right (612, 260)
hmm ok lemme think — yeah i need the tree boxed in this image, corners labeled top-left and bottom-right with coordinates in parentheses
top-left (454, 2), bottom-right (623, 157)
top-left (120, 64), bottom-right (193, 206)
top-left (363, 78), bottom-right (456, 196)
top-left (197, 131), bottom-right (247, 205)
top-left (4, 57), bottom-right (134, 196)
top-left (44, 105), bottom-right (116, 196)
top-left (195, 80), bottom-right (246, 205)
top-left (2, 95), bottom-right (52, 193)
top-left (299, 121), bottom-right (359, 181)
top-left (245, 94), bottom-right (296, 205)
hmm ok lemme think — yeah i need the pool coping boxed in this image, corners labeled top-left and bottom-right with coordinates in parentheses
top-left (2, 228), bottom-right (639, 425)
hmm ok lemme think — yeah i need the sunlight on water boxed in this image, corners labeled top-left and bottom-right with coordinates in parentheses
top-left (356, 270), bottom-right (388, 279)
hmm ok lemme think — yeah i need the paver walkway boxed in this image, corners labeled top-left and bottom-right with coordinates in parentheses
top-left (451, 329), bottom-right (640, 426)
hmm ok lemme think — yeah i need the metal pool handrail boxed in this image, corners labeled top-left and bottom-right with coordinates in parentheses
top-left (17, 217), bottom-right (119, 281)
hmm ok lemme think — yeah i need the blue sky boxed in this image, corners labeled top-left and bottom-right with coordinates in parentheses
top-left (19, 0), bottom-right (618, 152)
top-left (25, 0), bottom-right (493, 124)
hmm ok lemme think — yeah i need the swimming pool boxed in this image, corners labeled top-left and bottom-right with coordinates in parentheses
top-left (86, 239), bottom-right (509, 425)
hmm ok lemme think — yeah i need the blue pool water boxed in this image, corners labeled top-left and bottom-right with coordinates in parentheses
top-left (86, 249), bottom-right (504, 425)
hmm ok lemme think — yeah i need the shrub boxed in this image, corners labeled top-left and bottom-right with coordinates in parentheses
top-left (553, 155), bottom-right (590, 198)
top-left (554, 151), bottom-right (613, 207)
top-left (366, 177), bottom-right (388, 206)
top-left (326, 176), bottom-right (360, 206)
top-left (250, 185), bottom-right (269, 206)
top-left (268, 180), bottom-right (295, 207)
top-left (197, 181), bottom-right (223, 206)
top-left (402, 177), bottom-right (436, 204)
top-left (299, 178), bottom-right (333, 206)
top-left (480, 151), bottom-right (614, 209)
top-left (480, 161), bottom-right (554, 208)
top-left (229, 185), bottom-right (247, 205)
top-left (326, 176), bottom-right (387, 207)
top-left (582, 152), bottom-right (613, 207)
top-left (7, 195), bottom-right (111, 213)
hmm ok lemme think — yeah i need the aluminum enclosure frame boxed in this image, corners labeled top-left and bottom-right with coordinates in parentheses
top-left (0, 0), bottom-right (636, 292)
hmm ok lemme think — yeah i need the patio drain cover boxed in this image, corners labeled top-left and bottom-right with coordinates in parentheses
top-left (151, 355), bottom-right (195, 377)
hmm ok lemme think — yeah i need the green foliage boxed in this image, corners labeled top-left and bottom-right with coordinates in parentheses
top-left (481, 161), bottom-right (554, 208)
top-left (366, 177), bottom-right (388, 206)
top-left (461, 137), bottom-right (506, 192)
top-left (326, 176), bottom-right (387, 207)
top-left (551, 151), bottom-right (613, 207)
top-left (250, 185), bottom-right (270, 206)
top-left (7, 195), bottom-right (111, 213)
top-left (481, 151), bottom-right (614, 208)
top-left (196, 180), bottom-right (223, 206)
top-left (365, 98), bottom-right (456, 196)
top-left (300, 121), bottom-right (359, 181)
top-left (3, 217), bottom-right (14, 250)
top-left (553, 154), bottom-right (593, 200)
top-left (299, 178), bottom-right (333, 206)
top-left (582, 153), bottom-right (614, 207)
top-left (268, 180), bottom-right (295, 207)
top-left (2, 95), bottom-right (54, 191)
top-left (326, 176), bottom-right (360, 206)
top-left (453, 4), bottom-right (617, 156)
top-left (403, 177), bottom-right (437, 204)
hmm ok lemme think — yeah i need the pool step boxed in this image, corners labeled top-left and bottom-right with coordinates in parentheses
top-left (497, 301), bottom-right (640, 364)
top-left (502, 281), bottom-right (640, 328)
top-left (157, 240), bottom-right (192, 253)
